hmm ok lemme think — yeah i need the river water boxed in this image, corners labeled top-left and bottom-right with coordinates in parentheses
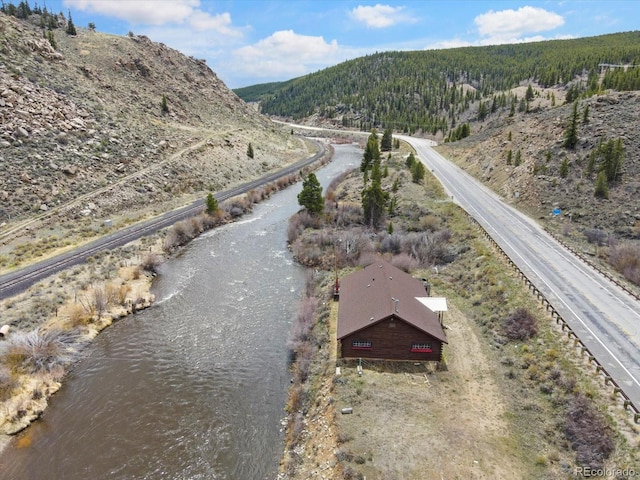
top-left (0, 143), bottom-right (361, 480)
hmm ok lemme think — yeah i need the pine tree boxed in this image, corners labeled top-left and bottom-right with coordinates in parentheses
top-left (380, 128), bottom-right (393, 152)
top-left (66, 10), bottom-right (77, 35)
top-left (564, 101), bottom-right (579, 149)
top-left (514, 150), bottom-right (522, 167)
top-left (582, 104), bottom-right (590, 124)
top-left (560, 158), bottom-right (569, 178)
top-left (297, 173), bottom-right (323, 214)
top-left (247, 142), bottom-right (254, 159)
top-left (506, 150), bottom-right (512, 165)
top-left (161, 94), bottom-right (169, 113)
top-left (411, 160), bottom-right (425, 184)
top-left (205, 193), bottom-right (219, 214)
top-left (47, 30), bottom-right (57, 49)
top-left (594, 171), bottom-right (608, 199)
top-left (361, 161), bottom-right (387, 229)
top-left (361, 130), bottom-right (380, 172)
top-left (405, 152), bottom-right (415, 168)
top-left (525, 84), bottom-right (534, 101)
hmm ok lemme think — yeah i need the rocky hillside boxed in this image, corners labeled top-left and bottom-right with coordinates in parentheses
top-left (436, 86), bottom-right (640, 246)
top-left (0, 12), bottom-right (306, 249)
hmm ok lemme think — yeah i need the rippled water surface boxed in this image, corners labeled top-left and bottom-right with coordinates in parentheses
top-left (0, 144), bottom-right (361, 480)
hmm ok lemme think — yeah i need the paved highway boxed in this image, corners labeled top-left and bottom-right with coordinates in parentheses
top-left (0, 141), bottom-right (326, 299)
top-left (400, 135), bottom-right (640, 412)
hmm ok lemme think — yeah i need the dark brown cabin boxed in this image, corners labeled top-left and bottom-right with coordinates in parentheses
top-left (337, 258), bottom-right (447, 361)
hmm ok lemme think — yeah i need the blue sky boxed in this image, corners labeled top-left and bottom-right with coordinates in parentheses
top-left (37, 1), bottom-right (640, 88)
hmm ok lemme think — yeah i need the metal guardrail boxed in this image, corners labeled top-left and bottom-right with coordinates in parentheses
top-left (468, 216), bottom-right (640, 424)
top-left (545, 229), bottom-right (640, 302)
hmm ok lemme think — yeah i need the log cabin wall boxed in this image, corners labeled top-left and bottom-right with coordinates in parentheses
top-left (340, 316), bottom-right (442, 361)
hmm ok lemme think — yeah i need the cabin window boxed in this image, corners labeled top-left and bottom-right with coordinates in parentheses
top-left (411, 342), bottom-right (432, 352)
top-left (352, 340), bottom-right (372, 350)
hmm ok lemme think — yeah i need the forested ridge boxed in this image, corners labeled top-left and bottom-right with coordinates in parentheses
top-left (235, 31), bottom-right (640, 135)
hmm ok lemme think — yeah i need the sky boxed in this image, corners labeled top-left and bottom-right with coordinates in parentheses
top-left (36, 0), bottom-right (640, 88)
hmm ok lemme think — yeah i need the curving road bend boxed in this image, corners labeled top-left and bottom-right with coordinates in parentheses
top-left (400, 135), bottom-right (640, 412)
top-left (0, 141), bottom-right (326, 299)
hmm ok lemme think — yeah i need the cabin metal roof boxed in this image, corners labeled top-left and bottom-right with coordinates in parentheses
top-left (337, 258), bottom-right (447, 343)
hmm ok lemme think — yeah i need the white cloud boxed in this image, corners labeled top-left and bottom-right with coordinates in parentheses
top-left (64, 0), bottom-right (198, 25)
top-left (231, 30), bottom-right (342, 81)
top-left (350, 4), bottom-right (412, 28)
top-left (474, 6), bottom-right (564, 41)
top-left (424, 38), bottom-right (473, 50)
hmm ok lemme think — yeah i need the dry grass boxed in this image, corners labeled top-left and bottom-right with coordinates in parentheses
top-left (280, 149), bottom-right (639, 479)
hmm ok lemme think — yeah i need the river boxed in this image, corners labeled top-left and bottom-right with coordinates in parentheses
top-left (0, 143), bottom-right (361, 480)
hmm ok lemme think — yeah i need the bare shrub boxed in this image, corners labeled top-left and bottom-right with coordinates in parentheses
top-left (67, 303), bottom-right (90, 327)
top-left (565, 394), bottom-right (614, 469)
top-left (291, 239), bottom-right (324, 267)
top-left (222, 197), bottom-right (251, 217)
top-left (400, 230), bottom-right (454, 266)
top-left (583, 228), bottom-right (607, 245)
top-left (608, 241), bottom-right (640, 286)
top-left (1, 329), bottom-right (84, 375)
top-left (419, 214), bottom-right (440, 231)
top-left (503, 308), bottom-right (538, 340)
top-left (0, 365), bottom-right (18, 401)
top-left (378, 232), bottom-right (402, 254)
top-left (290, 296), bottom-right (318, 345)
top-left (390, 253), bottom-right (418, 272)
top-left (89, 285), bottom-right (108, 319)
top-left (287, 211), bottom-right (323, 244)
top-left (332, 203), bottom-right (363, 228)
top-left (189, 215), bottom-right (204, 235)
top-left (325, 170), bottom-right (351, 200)
top-left (293, 342), bottom-right (314, 383)
top-left (201, 210), bottom-right (227, 230)
top-left (172, 220), bottom-right (192, 245)
top-left (141, 252), bottom-right (163, 274)
top-left (162, 230), bottom-right (179, 253)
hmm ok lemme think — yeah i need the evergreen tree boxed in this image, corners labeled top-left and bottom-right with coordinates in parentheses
top-left (361, 161), bottom-right (387, 229)
top-left (360, 129), bottom-right (380, 172)
top-left (525, 84), bottom-right (535, 101)
top-left (380, 128), bottom-right (393, 152)
top-left (560, 158), bottom-right (569, 178)
top-left (66, 10), bottom-right (77, 35)
top-left (582, 104), bottom-right (590, 124)
top-left (405, 152), bottom-right (416, 169)
top-left (205, 193), bottom-right (219, 214)
top-left (601, 138), bottom-right (624, 182)
top-left (506, 149), bottom-right (513, 165)
top-left (161, 94), bottom-right (169, 113)
top-left (564, 101), bottom-right (579, 149)
top-left (247, 142), bottom-right (254, 159)
top-left (514, 150), bottom-right (522, 166)
top-left (411, 160), bottom-right (426, 184)
top-left (594, 171), bottom-right (608, 199)
top-left (47, 30), bottom-right (57, 49)
top-left (297, 173), bottom-right (324, 214)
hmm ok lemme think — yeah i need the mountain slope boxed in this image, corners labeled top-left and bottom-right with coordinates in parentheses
top-left (237, 31), bottom-right (640, 134)
top-left (0, 12), bottom-right (306, 238)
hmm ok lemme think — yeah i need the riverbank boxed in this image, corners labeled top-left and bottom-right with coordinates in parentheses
top-left (0, 144), bottom-right (333, 451)
top-left (279, 141), bottom-right (639, 478)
